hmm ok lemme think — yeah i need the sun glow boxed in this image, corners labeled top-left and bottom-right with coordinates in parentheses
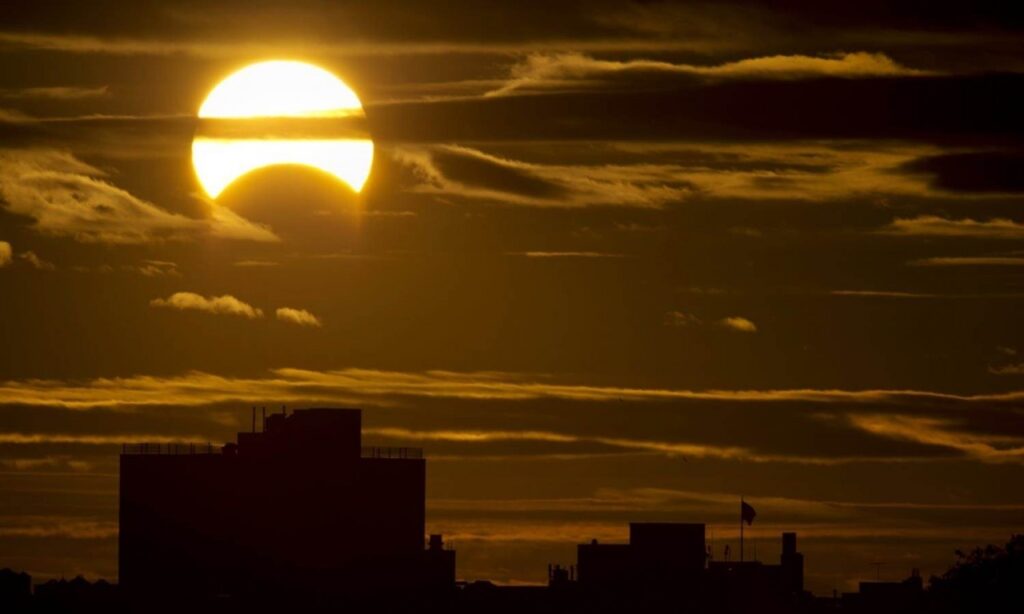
top-left (193, 60), bottom-right (373, 198)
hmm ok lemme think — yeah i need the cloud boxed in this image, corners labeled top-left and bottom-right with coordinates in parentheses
top-left (488, 51), bottom-right (925, 96)
top-left (430, 487), bottom-right (1024, 516)
top-left (719, 317), bottom-right (758, 332)
top-left (150, 292), bottom-right (263, 319)
top-left (2, 366), bottom-right (1023, 410)
top-left (884, 215), bottom-right (1024, 239)
top-left (831, 290), bottom-right (940, 299)
top-left (396, 145), bottom-right (695, 208)
top-left (205, 204), bottom-right (279, 242)
top-left (665, 311), bottom-right (757, 332)
top-left (0, 149), bottom-right (277, 244)
top-left (233, 260), bottom-right (279, 267)
top-left (0, 109), bottom-right (192, 125)
top-left (0, 86), bottom-right (110, 100)
top-left (847, 414), bottom-right (1024, 463)
top-left (909, 257), bottom-right (1024, 267)
top-left (990, 363), bottom-right (1024, 375)
top-left (0, 432), bottom-right (206, 445)
top-left (0, 518), bottom-right (117, 540)
top-left (0, 240), bottom-right (11, 267)
top-left (2, 368), bottom-right (1024, 466)
top-left (395, 142), bottom-right (940, 208)
top-left (0, 108), bottom-right (33, 123)
top-left (0, 456), bottom-right (95, 472)
top-left (18, 250), bottom-right (55, 270)
top-left (369, 427), bottom-right (766, 463)
top-left (275, 307), bottom-right (322, 327)
top-left (370, 73), bottom-right (1024, 145)
top-left (0, 30), bottom-right (737, 62)
top-left (393, 145), bottom-right (680, 208)
top-left (430, 147), bottom-right (567, 199)
top-left (900, 151), bottom-right (1024, 194)
top-left (508, 251), bottom-right (623, 258)
top-left (368, 427), bottom-right (926, 465)
top-left (128, 260), bottom-right (179, 277)
top-left (664, 311), bottom-right (702, 327)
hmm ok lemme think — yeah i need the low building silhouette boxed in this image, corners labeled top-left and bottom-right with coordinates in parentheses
top-left (578, 523), bottom-right (706, 588)
top-left (571, 523), bottom-right (807, 613)
top-left (119, 408), bottom-right (454, 599)
top-left (706, 531), bottom-right (805, 600)
top-left (839, 570), bottom-right (924, 613)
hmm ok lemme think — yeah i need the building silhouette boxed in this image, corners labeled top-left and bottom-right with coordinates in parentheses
top-left (578, 523), bottom-right (707, 587)
top-left (119, 408), bottom-right (454, 599)
top-left (561, 523), bottom-right (807, 613)
top-left (0, 405), bottom-right (1004, 613)
top-left (837, 570), bottom-right (924, 614)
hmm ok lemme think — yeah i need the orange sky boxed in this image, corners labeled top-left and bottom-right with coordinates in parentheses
top-left (1, 0), bottom-right (1023, 594)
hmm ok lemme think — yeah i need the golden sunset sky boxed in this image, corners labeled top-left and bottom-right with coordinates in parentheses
top-left (1, 0), bottom-right (1023, 594)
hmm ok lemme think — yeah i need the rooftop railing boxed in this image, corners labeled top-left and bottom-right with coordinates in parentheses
top-left (121, 443), bottom-right (424, 459)
top-left (360, 446), bottom-right (423, 459)
top-left (121, 443), bottom-right (218, 455)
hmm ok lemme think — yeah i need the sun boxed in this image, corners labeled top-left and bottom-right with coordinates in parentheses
top-left (192, 60), bottom-right (374, 199)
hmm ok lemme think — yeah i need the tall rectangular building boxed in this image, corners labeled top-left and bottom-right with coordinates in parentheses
top-left (119, 408), bottom-right (451, 597)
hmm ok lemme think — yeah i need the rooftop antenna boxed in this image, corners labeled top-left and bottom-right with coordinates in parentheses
top-left (709, 527), bottom-right (715, 562)
top-left (870, 561), bottom-right (884, 581)
top-left (251, 406), bottom-right (256, 433)
top-left (261, 407), bottom-right (266, 431)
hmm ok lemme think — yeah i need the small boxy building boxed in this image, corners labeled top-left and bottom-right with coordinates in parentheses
top-left (119, 408), bottom-right (454, 598)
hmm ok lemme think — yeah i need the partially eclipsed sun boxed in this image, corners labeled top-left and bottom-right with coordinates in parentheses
top-left (193, 61), bottom-right (373, 199)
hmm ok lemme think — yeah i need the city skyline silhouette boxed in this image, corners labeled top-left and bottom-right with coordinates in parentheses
top-left (2, 408), bottom-right (1020, 613)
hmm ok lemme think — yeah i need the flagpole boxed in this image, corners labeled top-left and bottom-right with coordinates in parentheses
top-left (740, 496), bottom-right (744, 563)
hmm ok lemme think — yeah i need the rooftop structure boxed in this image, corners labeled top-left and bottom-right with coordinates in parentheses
top-left (119, 408), bottom-right (453, 599)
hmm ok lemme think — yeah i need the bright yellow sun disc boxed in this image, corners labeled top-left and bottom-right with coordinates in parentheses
top-left (193, 60), bottom-right (373, 198)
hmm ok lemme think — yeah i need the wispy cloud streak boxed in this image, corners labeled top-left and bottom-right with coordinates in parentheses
top-left (2, 367), bottom-right (1023, 409)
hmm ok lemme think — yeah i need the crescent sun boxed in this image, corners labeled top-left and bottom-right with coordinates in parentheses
top-left (192, 60), bottom-right (374, 199)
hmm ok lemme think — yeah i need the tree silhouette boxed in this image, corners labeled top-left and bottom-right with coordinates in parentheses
top-left (928, 534), bottom-right (1023, 612)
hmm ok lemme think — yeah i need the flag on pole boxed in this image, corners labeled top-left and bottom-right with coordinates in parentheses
top-left (741, 500), bottom-right (757, 526)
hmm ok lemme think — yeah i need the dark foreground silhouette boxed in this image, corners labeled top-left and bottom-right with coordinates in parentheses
top-left (1, 408), bottom-right (1020, 613)
top-left (3, 535), bottom-right (1022, 613)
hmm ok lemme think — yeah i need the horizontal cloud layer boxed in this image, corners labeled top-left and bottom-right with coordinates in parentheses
top-left (910, 257), bottom-right (1024, 267)
top-left (4, 367), bottom-right (1024, 409)
top-left (393, 142), bottom-right (946, 208)
top-left (1, 367), bottom-right (1023, 465)
top-left (0, 86), bottom-right (110, 100)
top-left (488, 52), bottom-right (924, 96)
top-left (885, 215), bottom-right (1024, 239)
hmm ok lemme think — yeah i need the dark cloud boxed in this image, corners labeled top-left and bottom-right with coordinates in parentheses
top-left (371, 74), bottom-right (1024, 145)
top-left (431, 148), bottom-right (568, 199)
top-left (901, 151), bottom-right (1024, 193)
